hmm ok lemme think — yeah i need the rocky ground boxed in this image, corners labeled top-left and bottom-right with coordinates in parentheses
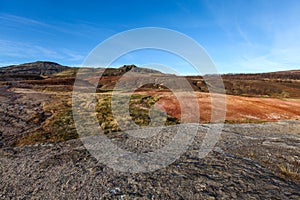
top-left (0, 86), bottom-right (300, 199)
top-left (0, 86), bottom-right (53, 148)
top-left (0, 121), bottom-right (299, 199)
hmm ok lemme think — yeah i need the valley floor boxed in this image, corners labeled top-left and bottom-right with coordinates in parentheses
top-left (0, 86), bottom-right (300, 199)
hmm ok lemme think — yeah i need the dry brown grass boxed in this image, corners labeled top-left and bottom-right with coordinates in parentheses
top-left (278, 164), bottom-right (300, 180)
top-left (14, 93), bottom-right (179, 145)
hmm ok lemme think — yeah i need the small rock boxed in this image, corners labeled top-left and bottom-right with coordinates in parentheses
top-left (109, 187), bottom-right (121, 195)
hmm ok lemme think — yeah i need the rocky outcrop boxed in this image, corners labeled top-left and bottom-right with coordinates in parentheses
top-left (102, 65), bottom-right (162, 76)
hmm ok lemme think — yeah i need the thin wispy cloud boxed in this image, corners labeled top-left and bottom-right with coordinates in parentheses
top-left (0, 39), bottom-right (85, 66)
top-left (1, 1), bottom-right (300, 73)
top-left (61, 49), bottom-right (85, 62)
top-left (205, 0), bottom-right (300, 73)
top-left (0, 13), bottom-right (47, 26)
top-left (0, 13), bottom-right (112, 38)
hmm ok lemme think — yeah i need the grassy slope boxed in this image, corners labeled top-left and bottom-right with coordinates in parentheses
top-left (15, 93), bottom-right (179, 146)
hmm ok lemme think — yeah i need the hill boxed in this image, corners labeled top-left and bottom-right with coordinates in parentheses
top-left (0, 61), bottom-right (70, 80)
top-left (0, 62), bottom-right (162, 81)
top-left (1, 61), bottom-right (300, 97)
top-left (187, 70), bottom-right (300, 98)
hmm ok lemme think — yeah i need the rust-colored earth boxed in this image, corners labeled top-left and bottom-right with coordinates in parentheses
top-left (135, 91), bottom-right (300, 123)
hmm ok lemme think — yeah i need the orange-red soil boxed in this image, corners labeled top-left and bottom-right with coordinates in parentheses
top-left (136, 91), bottom-right (300, 123)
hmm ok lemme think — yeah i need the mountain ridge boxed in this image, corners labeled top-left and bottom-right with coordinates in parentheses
top-left (0, 61), bottom-right (162, 79)
top-left (1, 61), bottom-right (300, 77)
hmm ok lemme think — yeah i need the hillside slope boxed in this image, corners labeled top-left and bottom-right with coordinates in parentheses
top-left (0, 61), bottom-right (70, 80)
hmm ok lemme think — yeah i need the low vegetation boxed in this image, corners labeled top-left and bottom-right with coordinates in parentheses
top-left (279, 164), bottom-right (300, 180)
top-left (189, 78), bottom-right (300, 98)
top-left (3, 62), bottom-right (299, 147)
top-left (15, 93), bottom-right (179, 145)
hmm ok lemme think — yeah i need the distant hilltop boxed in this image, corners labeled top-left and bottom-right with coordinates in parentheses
top-left (0, 61), bottom-right (69, 76)
top-left (1, 61), bottom-right (300, 76)
top-left (0, 61), bottom-right (162, 81)
top-left (0, 61), bottom-right (299, 81)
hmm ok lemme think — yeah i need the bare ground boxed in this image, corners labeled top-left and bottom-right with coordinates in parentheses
top-left (153, 92), bottom-right (300, 122)
top-left (0, 87), bottom-right (300, 199)
top-left (1, 121), bottom-right (300, 199)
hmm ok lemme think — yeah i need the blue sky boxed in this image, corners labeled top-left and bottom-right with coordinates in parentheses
top-left (1, 0), bottom-right (300, 74)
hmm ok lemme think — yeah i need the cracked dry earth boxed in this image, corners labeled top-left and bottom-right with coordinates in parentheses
top-left (0, 88), bottom-right (300, 199)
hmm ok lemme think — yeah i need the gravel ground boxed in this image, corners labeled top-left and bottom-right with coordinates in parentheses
top-left (1, 121), bottom-right (300, 199)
